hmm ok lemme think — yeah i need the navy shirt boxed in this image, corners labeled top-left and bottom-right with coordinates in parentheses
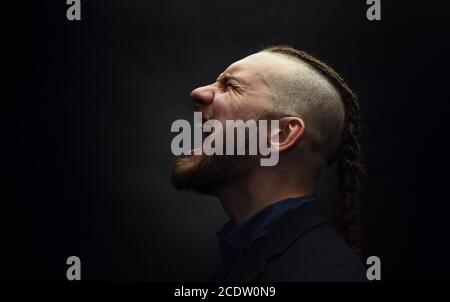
top-left (214, 194), bottom-right (316, 281)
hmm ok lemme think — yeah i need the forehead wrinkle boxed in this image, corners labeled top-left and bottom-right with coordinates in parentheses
top-left (233, 68), bottom-right (270, 91)
top-left (223, 57), bottom-right (271, 85)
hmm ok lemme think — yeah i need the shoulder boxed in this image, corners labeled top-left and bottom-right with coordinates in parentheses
top-left (260, 222), bottom-right (367, 282)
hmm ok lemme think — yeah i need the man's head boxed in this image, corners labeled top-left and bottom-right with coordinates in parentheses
top-left (172, 47), bottom-right (347, 193)
top-left (171, 45), bottom-right (365, 253)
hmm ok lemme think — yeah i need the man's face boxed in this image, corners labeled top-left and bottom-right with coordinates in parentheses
top-left (190, 52), bottom-right (276, 124)
top-left (171, 52), bottom-right (282, 195)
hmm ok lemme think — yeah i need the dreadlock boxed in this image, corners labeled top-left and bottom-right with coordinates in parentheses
top-left (263, 45), bottom-right (366, 254)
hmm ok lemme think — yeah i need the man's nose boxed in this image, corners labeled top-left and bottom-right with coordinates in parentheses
top-left (190, 85), bottom-right (214, 109)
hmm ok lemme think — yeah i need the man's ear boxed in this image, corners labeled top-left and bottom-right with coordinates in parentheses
top-left (271, 117), bottom-right (305, 153)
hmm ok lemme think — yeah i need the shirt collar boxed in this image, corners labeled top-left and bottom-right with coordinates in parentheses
top-left (216, 194), bottom-right (316, 262)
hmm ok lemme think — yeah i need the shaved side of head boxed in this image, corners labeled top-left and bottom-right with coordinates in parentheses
top-left (260, 50), bottom-right (345, 167)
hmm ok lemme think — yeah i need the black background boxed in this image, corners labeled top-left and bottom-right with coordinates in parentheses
top-left (5, 0), bottom-right (450, 281)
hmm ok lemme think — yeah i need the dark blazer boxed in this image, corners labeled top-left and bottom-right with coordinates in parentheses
top-left (215, 201), bottom-right (367, 282)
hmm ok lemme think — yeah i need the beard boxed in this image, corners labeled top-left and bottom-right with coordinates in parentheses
top-left (170, 117), bottom-right (266, 196)
top-left (170, 146), bottom-right (257, 196)
top-left (171, 109), bottom-right (278, 196)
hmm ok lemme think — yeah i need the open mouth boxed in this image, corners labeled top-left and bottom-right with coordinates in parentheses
top-left (189, 115), bottom-right (215, 155)
top-left (201, 116), bottom-right (215, 141)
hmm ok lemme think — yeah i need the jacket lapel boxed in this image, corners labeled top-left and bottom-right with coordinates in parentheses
top-left (225, 201), bottom-right (328, 281)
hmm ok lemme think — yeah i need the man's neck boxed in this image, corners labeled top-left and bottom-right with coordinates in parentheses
top-left (217, 167), bottom-right (315, 226)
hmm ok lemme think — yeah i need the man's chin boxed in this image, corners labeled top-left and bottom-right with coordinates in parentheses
top-left (170, 154), bottom-right (254, 196)
top-left (171, 155), bottom-right (221, 196)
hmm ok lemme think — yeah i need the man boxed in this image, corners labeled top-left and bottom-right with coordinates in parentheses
top-left (171, 46), bottom-right (366, 281)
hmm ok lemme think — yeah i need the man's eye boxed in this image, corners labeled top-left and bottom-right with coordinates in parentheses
top-left (229, 83), bottom-right (242, 93)
top-left (227, 82), bottom-right (237, 90)
top-left (220, 82), bottom-right (231, 91)
top-left (218, 80), bottom-right (240, 93)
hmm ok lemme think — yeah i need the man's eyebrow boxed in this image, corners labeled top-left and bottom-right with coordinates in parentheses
top-left (216, 73), bottom-right (243, 84)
